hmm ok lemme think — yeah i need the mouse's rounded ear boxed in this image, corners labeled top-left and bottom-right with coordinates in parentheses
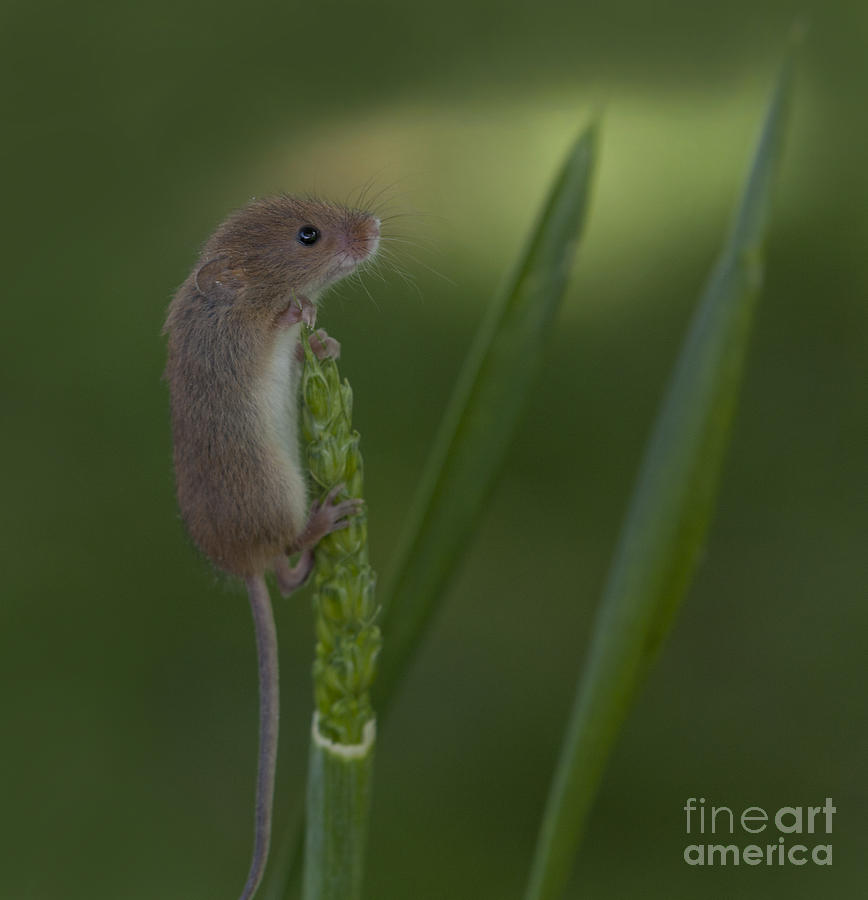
top-left (194, 255), bottom-right (244, 303)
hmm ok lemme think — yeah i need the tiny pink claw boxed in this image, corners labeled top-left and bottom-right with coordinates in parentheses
top-left (301, 299), bottom-right (317, 328)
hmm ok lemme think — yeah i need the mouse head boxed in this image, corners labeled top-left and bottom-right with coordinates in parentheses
top-left (194, 196), bottom-right (380, 316)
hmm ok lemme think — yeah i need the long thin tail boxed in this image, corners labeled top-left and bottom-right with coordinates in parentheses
top-left (239, 574), bottom-right (279, 900)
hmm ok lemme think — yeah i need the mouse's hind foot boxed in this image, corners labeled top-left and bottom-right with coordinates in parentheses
top-left (298, 484), bottom-right (363, 548)
top-left (277, 487), bottom-right (363, 596)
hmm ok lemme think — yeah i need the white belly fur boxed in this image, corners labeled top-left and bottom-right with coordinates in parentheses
top-left (259, 323), bottom-right (308, 531)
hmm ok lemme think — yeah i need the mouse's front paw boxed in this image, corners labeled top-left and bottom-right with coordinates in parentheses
top-left (281, 295), bottom-right (317, 328)
top-left (309, 328), bottom-right (341, 360)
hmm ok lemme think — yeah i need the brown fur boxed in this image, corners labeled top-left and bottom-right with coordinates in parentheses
top-left (163, 196), bottom-right (379, 577)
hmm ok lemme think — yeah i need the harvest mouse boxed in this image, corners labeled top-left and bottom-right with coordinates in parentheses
top-left (163, 195), bottom-right (380, 900)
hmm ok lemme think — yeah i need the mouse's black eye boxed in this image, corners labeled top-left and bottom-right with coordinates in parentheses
top-left (297, 225), bottom-right (320, 246)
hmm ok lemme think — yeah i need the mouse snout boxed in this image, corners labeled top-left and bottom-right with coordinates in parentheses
top-left (363, 216), bottom-right (380, 257)
top-left (346, 215), bottom-right (380, 263)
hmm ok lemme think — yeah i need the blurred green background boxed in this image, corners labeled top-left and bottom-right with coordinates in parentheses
top-left (2, 1), bottom-right (866, 897)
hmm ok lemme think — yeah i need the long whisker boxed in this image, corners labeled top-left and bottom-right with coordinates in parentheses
top-left (376, 249), bottom-right (426, 302)
top-left (379, 235), bottom-right (442, 253)
top-left (352, 269), bottom-right (381, 312)
top-left (389, 247), bottom-right (457, 288)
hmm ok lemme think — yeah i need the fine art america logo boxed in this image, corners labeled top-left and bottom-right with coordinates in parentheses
top-left (683, 797), bottom-right (835, 867)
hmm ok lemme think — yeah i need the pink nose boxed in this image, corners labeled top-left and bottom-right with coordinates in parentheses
top-left (356, 218), bottom-right (380, 260)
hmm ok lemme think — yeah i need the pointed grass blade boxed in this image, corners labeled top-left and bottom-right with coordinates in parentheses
top-left (524, 57), bottom-right (794, 900)
top-left (376, 119), bottom-right (600, 708)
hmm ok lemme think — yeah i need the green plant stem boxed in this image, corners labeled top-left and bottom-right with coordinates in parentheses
top-left (524, 56), bottom-right (793, 900)
top-left (298, 327), bottom-right (380, 899)
top-left (301, 715), bottom-right (376, 900)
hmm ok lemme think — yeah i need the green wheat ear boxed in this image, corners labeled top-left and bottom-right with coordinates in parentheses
top-left (300, 327), bottom-right (381, 745)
